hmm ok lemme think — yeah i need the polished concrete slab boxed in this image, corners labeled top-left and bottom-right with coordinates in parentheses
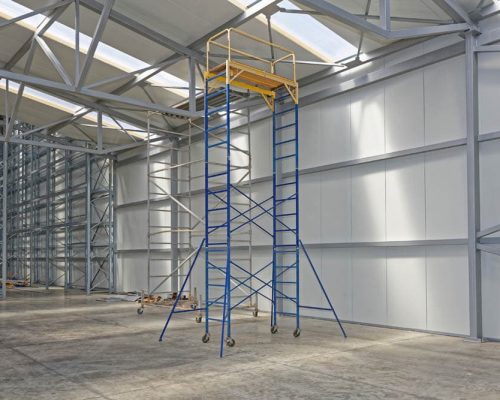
top-left (1, 288), bottom-right (499, 399)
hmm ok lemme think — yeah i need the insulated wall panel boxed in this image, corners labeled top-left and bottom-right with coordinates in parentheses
top-left (424, 56), bottom-right (466, 145)
top-left (321, 248), bottom-right (352, 321)
top-left (426, 245), bottom-right (469, 335)
top-left (318, 94), bottom-right (351, 165)
top-left (351, 162), bottom-right (386, 242)
top-left (385, 71), bottom-right (424, 153)
top-left (386, 247), bottom-right (426, 330)
top-left (116, 160), bottom-right (147, 205)
top-left (386, 155), bottom-right (425, 241)
top-left (350, 82), bottom-right (385, 158)
top-left (299, 173), bottom-right (321, 243)
top-left (116, 206), bottom-right (148, 250)
top-left (299, 249), bottom-right (323, 318)
top-left (352, 247), bottom-right (387, 325)
top-left (320, 168), bottom-right (351, 243)
top-left (425, 148), bottom-right (467, 239)
top-left (250, 118), bottom-right (272, 179)
top-left (482, 252), bottom-right (500, 339)
top-left (479, 52), bottom-right (500, 135)
top-left (479, 138), bottom-right (500, 230)
top-left (298, 103), bottom-right (321, 169)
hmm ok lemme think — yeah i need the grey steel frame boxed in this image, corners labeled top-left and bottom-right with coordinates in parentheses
top-left (0, 119), bottom-right (115, 295)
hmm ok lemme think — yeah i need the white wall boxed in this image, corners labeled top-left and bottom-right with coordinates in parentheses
top-left (115, 39), bottom-right (500, 338)
top-left (479, 51), bottom-right (500, 340)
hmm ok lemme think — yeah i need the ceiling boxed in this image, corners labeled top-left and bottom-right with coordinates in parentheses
top-left (0, 0), bottom-right (493, 151)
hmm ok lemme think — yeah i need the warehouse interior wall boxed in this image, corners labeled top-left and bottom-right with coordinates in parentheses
top-left (114, 19), bottom-right (500, 340)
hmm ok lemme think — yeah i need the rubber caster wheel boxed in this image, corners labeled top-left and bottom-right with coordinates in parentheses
top-left (191, 303), bottom-right (196, 310)
top-left (271, 325), bottom-right (278, 334)
top-left (253, 310), bottom-right (258, 317)
top-left (293, 328), bottom-right (301, 338)
top-left (195, 315), bottom-right (202, 323)
top-left (226, 337), bottom-right (235, 347)
top-left (202, 333), bottom-right (210, 343)
top-left (137, 308), bottom-right (144, 315)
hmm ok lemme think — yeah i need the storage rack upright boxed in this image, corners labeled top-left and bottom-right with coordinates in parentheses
top-left (0, 118), bottom-right (115, 293)
top-left (160, 28), bottom-right (346, 357)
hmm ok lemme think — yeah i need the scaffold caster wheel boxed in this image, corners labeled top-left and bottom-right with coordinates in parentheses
top-left (195, 315), bottom-right (202, 323)
top-left (226, 337), bottom-right (235, 347)
top-left (271, 325), bottom-right (278, 334)
top-left (191, 303), bottom-right (196, 310)
top-left (253, 310), bottom-right (258, 317)
top-left (293, 328), bottom-right (301, 338)
top-left (202, 333), bottom-right (210, 343)
top-left (137, 308), bottom-right (144, 315)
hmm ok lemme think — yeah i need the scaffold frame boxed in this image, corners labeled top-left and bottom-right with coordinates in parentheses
top-left (159, 29), bottom-right (345, 357)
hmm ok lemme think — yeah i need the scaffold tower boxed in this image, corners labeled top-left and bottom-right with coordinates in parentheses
top-left (160, 28), bottom-right (346, 357)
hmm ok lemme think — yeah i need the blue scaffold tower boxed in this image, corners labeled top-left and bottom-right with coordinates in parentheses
top-left (159, 28), bottom-right (346, 357)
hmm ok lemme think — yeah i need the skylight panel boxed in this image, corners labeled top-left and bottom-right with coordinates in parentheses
top-left (230, 0), bottom-right (357, 62)
top-left (0, 0), bottom-right (189, 98)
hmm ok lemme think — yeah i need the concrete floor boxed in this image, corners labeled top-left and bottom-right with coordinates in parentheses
top-left (1, 289), bottom-right (500, 400)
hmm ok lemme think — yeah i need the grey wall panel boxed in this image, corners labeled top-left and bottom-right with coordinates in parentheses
top-left (116, 253), bottom-right (147, 293)
top-left (387, 247), bottom-right (427, 330)
top-left (424, 56), bottom-right (466, 145)
top-left (318, 94), bottom-right (351, 165)
top-left (425, 147), bottom-right (467, 240)
top-left (299, 249), bottom-right (324, 318)
top-left (426, 245), bottom-right (469, 335)
top-left (249, 180), bottom-right (273, 246)
top-left (479, 138), bottom-right (500, 234)
top-left (116, 206), bottom-right (148, 250)
top-left (298, 103), bottom-right (321, 169)
top-left (350, 82), bottom-right (385, 159)
top-left (116, 159), bottom-right (147, 205)
top-left (351, 161), bottom-right (386, 242)
top-left (386, 155), bottom-right (425, 241)
top-left (299, 173), bottom-right (321, 243)
top-left (478, 52), bottom-right (500, 135)
top-left (352, 247), bottom-right (387, 325)
top-left (250, 118), bottom-right (272, 180)
top-left (482, 252), bottom-right (500, 339)
top-left (320, 168), bottom-right (351, 243)
top-left (385, 71), bottom-right (424, 153)
top-left (321, 248), bottom-right (352, 321)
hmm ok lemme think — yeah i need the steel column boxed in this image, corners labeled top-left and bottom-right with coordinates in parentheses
top-left (465, 32), bottom-right (482, 340)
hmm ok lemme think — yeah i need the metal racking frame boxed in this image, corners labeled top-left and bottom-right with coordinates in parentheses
top-left (0, 118), bottom-right (115, 295)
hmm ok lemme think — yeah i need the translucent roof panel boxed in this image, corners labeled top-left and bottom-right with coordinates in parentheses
top-left (0, 0), bottom-right (189, 98)
top-left (233, 0), bottom-right (357, 62)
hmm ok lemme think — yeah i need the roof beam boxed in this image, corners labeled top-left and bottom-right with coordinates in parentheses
top-left (379, 0), bottom-right (390, 31)
top-left (79, 0), bottom-right (204, 62)
top-left (296, 0), bottom-right (476, 39)
top-left (76, 0), bottom-right (115, 88)
top-left (0, 68), bottom-right (200, 118)
top-left (296, 0), bottom-right (387, 37)
top-left (432, 0), bottom-right (477, 28)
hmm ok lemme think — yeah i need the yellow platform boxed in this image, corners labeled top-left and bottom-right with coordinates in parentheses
top-left (205, 28), bottom-right (299, 111)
